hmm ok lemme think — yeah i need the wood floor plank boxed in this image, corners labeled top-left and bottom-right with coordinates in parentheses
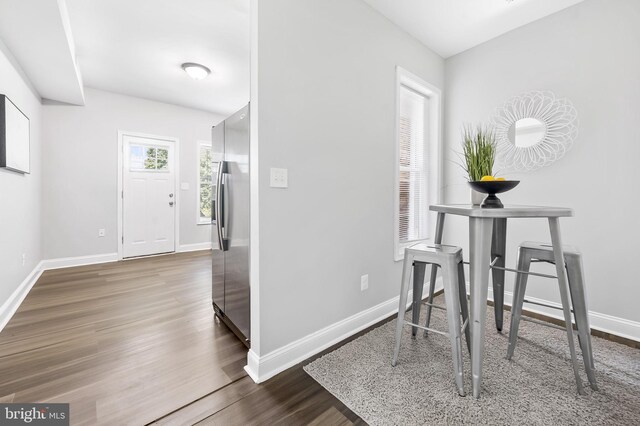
top-left (0, 393), bottom-right (15, 403)
top-left (0, 250), bottom-right (368, 425)
top-left (153, 376), bottom-right (259, 426)
top-left (0, 251), bottom-right (249, 425)
top-left (195, 368), bottom-right (365, 426)
top-left (307, 406), bottom-right (354, 426)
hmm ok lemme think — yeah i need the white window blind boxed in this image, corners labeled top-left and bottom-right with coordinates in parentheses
top-left (398, 85), bottom-right (429, 244)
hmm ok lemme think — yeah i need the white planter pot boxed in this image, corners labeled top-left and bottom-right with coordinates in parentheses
top-left (471, 189), bottom-right (485, 206)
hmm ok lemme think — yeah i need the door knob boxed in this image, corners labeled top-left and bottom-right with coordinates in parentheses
top-left (169, 201), bottom-right (174, 206)
top-left (169, 193), bottom-right (174, 198)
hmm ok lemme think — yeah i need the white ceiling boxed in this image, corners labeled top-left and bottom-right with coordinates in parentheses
top-left (65, 0), bottom-right (250, 115)
top-left (0, 0), bottom-right (85, 105)
top-left (362, 0), bottom-right (585, 58)
top-left (0, 1), bottom-right (582, 113)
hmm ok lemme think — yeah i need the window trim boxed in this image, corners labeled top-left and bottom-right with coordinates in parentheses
top-left (197, 141), bottom-right (213, 225)
top-left (394, 66), bottom-right (442, 261)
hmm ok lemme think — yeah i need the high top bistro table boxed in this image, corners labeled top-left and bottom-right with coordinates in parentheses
top-left (427, 204), bottom-right (582, 399)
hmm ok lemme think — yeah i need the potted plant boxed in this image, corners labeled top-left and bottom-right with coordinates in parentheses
top-left (461, 124), bottom-right (496, 205)
top-left (459, 124), bottom-right (520, 208)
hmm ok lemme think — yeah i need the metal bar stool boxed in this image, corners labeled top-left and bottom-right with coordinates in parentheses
top-left (392, 243), bottom-right (470, 396)
top-left (507, 241), bottom-right (598, 391)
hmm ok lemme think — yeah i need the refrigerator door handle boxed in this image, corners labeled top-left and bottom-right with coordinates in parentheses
top-left (215, 161), bottom-right (228, 251)
top-left (223, 172), bottom-right (230, 241)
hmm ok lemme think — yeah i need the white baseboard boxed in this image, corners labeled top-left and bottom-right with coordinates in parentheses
top-left (40, 253), bottom-right (119, 270)
top-left (1, 248), bottom-right (210, 335)
top-left (0, 261), bottom-right (45, 332)
top-left (0, 253), bottom-right (118, 333)
top-left (589, 311), bottom-right (640, 342)
top-left (246, 278), bottom-right (640, 384)
top-left (244, 280), bottom-right (444, 384)
top-left (177, 242), bottom-right (212, 253)
top-left (245, 351), bottom-right (261, 382)
top-left (482, 285), bottom-right (640, 342)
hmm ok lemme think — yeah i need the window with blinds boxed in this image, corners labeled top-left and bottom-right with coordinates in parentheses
top-left (398, 86), bottom-right (429, 243)
top-left (395, 67), bottom-right (440, 260)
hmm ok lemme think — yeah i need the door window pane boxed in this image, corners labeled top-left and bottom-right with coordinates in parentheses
top-left (144, 147), bottom-right (157, 169)
top-left (130, 144), bottom-right (170, 172)
top-left (129, 145), bottom-right (145, 169)
top-left (156, 148), bottom-right (168, 170)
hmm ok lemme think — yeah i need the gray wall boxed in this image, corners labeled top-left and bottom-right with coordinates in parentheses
top-left (255, 0), bottom-right (444, 354)
top-left (0, 40), bottom-right (43, 305)
top-left (42, 88), bottom-right (224, 259)
top-left (444, 0), bottom-right (640, 324)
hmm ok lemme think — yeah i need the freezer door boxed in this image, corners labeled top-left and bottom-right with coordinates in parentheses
top-left (222, 105), bottom-right (250, 342)
top-left (211, 123), bottom-right (225, 312)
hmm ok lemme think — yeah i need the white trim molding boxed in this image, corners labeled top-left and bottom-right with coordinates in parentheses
top-left (177, 242), bottom-right (212, 253)
top-left (481, 284), bottom-right (640, 343)
top-left (40, 253), bottom-right (118, 270)
top-left (246, 278), bottom-right (640, 384)
top-left (249, 0), bottom-right (261, 358)
top-left (244, 280), bottom-right (443, 383)
top-left (0, 261), bottom-right (45, 332)
top-left (0, 254), bottom-right (118, 333)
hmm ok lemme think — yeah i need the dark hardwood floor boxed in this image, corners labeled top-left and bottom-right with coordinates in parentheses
top-left (0, 251), bottom-right (365, 425)
top-left (5, 250), bottom-right (634, 424)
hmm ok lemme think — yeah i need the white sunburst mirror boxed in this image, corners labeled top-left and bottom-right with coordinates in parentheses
top-left (490, 91), bottom-right (578, 171)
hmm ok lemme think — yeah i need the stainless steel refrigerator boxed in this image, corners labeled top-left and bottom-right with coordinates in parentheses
top-left (211, 104), bottom-right (250, 347)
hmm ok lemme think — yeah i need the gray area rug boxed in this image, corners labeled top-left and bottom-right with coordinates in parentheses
top-left (304, 296), bottom-right (640, 425)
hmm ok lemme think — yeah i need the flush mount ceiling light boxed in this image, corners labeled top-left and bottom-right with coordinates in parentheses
top-left (181, 62), bottom-right (211, 80)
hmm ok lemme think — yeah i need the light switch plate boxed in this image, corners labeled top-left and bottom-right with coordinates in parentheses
top-left (181, 182), bottom-right (190, 190)
top-left (360, 274), bottom-right (369, 291)
top-left (270, 168), bottom-right (288, 188)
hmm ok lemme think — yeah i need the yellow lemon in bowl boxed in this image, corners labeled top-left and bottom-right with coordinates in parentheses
top-left (480, 175), bottom-right (495, 181)
top-left (496, 177), bottom-right (506, 181)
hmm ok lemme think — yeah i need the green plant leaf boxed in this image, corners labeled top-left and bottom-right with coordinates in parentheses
top-left (457, 123), bottom-right (496, 181)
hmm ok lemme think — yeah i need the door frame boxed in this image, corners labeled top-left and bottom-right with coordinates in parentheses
top-left (117, 130), bottom-right (180, 260)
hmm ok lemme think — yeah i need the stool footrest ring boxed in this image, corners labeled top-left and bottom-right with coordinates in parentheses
top-left (521, 315), bottom-right (572, 332)
top-left (490, 265), bottom-right (558, 280)
top-left (523, 298), bottom-right (574, 313)
top-left (404, 321), bottom-right (450, 337)
top-left (421, 302), bottom-right (446, 311)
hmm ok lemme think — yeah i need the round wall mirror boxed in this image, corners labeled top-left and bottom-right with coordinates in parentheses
top-left (490, 91), bottom-right (578, 171)
top-left (508, 118), bottom-right (547, 148)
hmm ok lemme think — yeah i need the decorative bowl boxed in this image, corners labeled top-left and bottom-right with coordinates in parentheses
top-left (468, 180), bottom-right (520, 208)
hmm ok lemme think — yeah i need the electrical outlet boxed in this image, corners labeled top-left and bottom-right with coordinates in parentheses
top-left (270, 168), bottom-right (288, 188)
top-left (360, 274), bottom-right (369, 291)
top-left (98, 229), bottom-right (106, 237)
top-left (22, 253), bottom-right (26, 266)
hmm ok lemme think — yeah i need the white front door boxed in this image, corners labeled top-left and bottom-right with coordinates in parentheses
top-left (122, 135), bottom-right (176, 258)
